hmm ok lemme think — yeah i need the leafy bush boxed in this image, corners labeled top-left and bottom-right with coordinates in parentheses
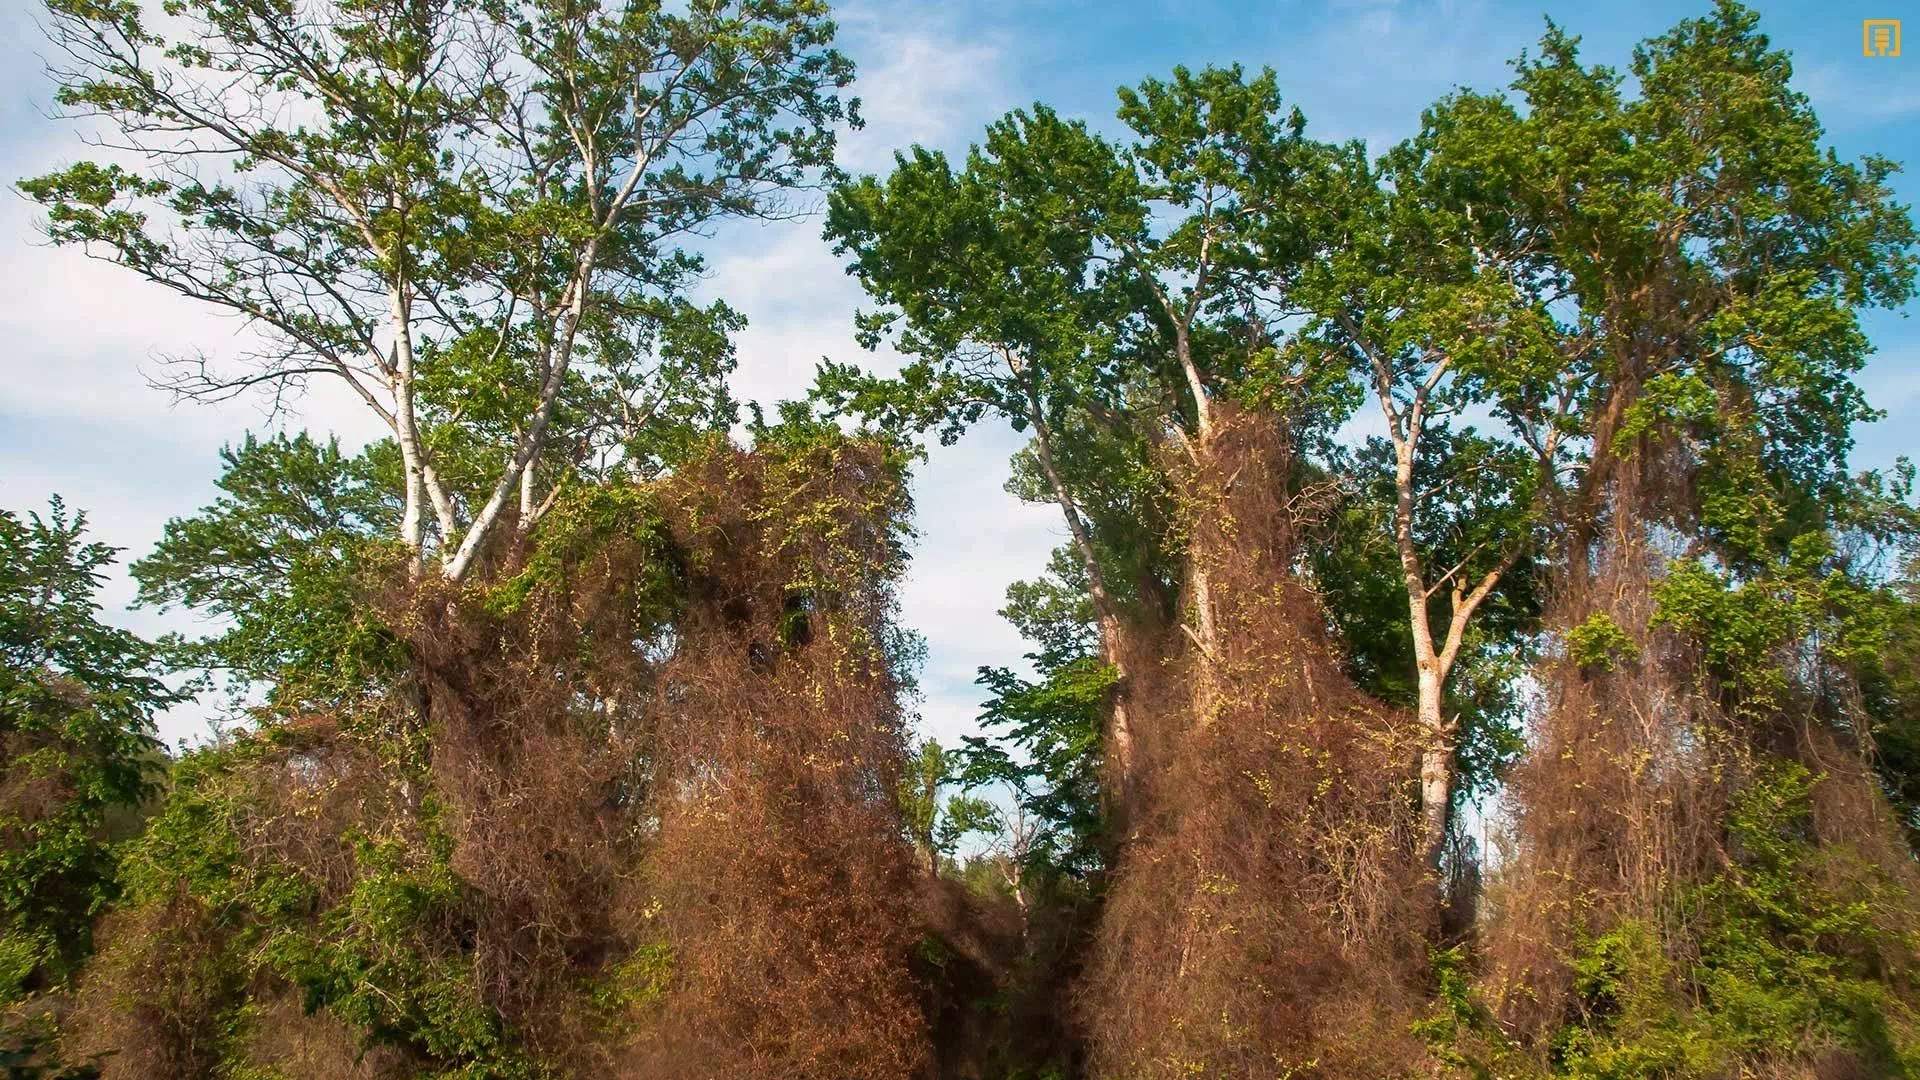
top-left (1426, 762), bottom-right (1920, 1079)
top-left (0, 502), bottom-right (173, 1002)
top-left (1564, 614), bottom-right (1640, 673)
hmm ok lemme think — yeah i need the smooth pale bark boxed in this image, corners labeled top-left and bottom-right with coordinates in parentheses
top-left (1351, 323), bottom-right (1521, 876)
top-left (389, 284), bottom-right (430, 570)
top-left (1184, 542), bottom-right (1220, 727)
top-left (1173, 321), bottom-right (1214, 446)
top-left (1391, 428), bottom-right (1457, 875)
top-left (1170, 354), bottom-right (1219, 726)
top-left (442, 238), bottom-right (600, 582)
top-left (1416, 670), bottom-right (1453, 874)
top-left (32, 4), bottom-right (831, 589)
top-left (996, 805), bottom-right (1033, 927)
top-left (422, 464), bottom-right (458, 548)
top-left (1165, 310), bottom-right (1222, 723)
top-left (1097, 617), bottom-right (1136, 786)
top-left (518, 440), bottom-right (536, 526)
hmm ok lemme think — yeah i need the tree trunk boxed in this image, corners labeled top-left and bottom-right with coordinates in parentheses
top-left (443, 242), bottom-right (600, 582)
top-left (1416, 666), bottom-right (1453, 875)
top-left (1099, 614), bottom-right (1137, 805)
top-left (1183, 426), bottom-right (1222, 728)
top-left (1174, 323), bottom-right (1213, 445)
top-left (518, 447), bottom-right (536, 525)
top-left (388, 284), bottom-right (429, 573)
top-left (1187, 555), bottom-right (1219, 726)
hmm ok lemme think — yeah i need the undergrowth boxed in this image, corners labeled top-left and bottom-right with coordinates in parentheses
top-left (1427, 762), bottom-right (1920, 1079)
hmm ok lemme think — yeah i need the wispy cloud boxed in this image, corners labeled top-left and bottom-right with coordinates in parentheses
top-left (694, 0), bottom-right (1045, 746)
top-left (1797, 61), bottom-right (1920, 126)
top-left (837, 10), bottom-right (1016, 170)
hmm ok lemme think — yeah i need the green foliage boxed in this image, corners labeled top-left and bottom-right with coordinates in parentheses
top-left (591, 942), bottom-right (675, 1026)
top-left (485, 483), bottom-right (678, 622)
top-left (1414, 947), bottom-right (1520, 1080)
top-left (0, 500), bottom-right (173, 1002)
top-left (997, 559), bottom-right (1099, 671)
top-left (746, 402), bottom-right (919, 590)
top-left (901, 740), bottom-right (989, 872)
top-left (964, 652), bottom-right (1112, 878)
top-left (1424, 764), bottom-right (1920, 1079)
top-left (1650, 524), bottom-right (1909, 728)
top-left (1430, 0), bottom-right (1916, 529)
top-left (132, 434), bottom-right (406, 711)
top-left (1860, 551), bottom-right (1920, 843)
top-left (1404, 6), bottom-right (1920, 1072)
top-left (822, 61), bottom-right (1355, 651)
top-left (266, 828), bottom-right (524, 1073)
top-left (1565, 614), bottom-right (1640, 673)
top-left (119, 747), bottom-right (315, 922)
top-left (1312, 432), bottom-right (1541, 804)
top-left (114, 736), bottom-right (535, 1078)
top-left (1558, 764), bottom-right (1919, 1078)
top-left (1003, 431), bottom-right (1178, 632)
top-left (1553, 920), bottom-right (1706, 1079)
top-left (14, 4), bottom-right (1920, 1078)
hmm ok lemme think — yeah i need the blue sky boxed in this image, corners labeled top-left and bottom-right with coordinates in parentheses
top-left (0, 0), bottom-right (1915, 747)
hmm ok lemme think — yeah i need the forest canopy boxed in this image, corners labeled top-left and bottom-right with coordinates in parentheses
top-left (5, 1), bottom-right (1920, 1078)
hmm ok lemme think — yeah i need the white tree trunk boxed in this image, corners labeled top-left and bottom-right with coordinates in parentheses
top-left (1416, 665), bottom-right (1453, 874)
top-left (388, 285), bottom-right (429, 571)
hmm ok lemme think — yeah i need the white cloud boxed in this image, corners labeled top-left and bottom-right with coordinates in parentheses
top-left (900, 426), bottom-right (1066, 746)
top-left (1855, 342), bottom-right (1920, 473)
top-left (0, 33), bottom-right (390, 745)
top-left (836, 23), bottom-right (1013, 171)
top-left (4, 0), bottom-right (1912, 767)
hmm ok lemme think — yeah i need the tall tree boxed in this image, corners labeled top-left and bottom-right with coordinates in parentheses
top-left (1307, 430), bottom-right (1540, 876)
top-left (1860, 541), bottom-right (1920, 848)
top-left (963, 548), bottom-right (1113, 879)
top-left (1296, 133), bottom-right (1558, 873)
top-left (1438, 3), bottom-right (1915, 575)
top-left (24, 0), bottom-right (852, 580)
top-left (825, 66), bottom-right (1344, 788)
top-left (823, 111), bottom-right (1155, 777)
top-left (1433, 5), bottom-right (1920, 1060)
